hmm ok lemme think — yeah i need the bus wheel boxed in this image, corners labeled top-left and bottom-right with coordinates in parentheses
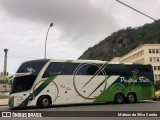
top-left (114, 93), bottom-right (124, 104)
top-left (127, 93), bottom-right (137, 103)
top-left (37, 96), bottom-right (51, 108)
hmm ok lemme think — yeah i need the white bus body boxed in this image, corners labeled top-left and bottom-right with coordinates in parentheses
top-left (9, 59), bottom-right (154, 108)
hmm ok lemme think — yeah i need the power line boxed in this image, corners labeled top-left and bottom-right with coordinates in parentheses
top-left (116, 0), bottom-right (156, 21)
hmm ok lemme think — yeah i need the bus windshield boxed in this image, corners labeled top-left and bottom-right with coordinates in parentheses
top-left (10, 60), bottom-right (48, 94)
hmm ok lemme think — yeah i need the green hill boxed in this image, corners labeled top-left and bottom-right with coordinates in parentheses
top-left (79, 20), bottom-right (160, 60)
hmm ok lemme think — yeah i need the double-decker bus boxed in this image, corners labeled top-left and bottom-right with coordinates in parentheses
top-left (9, 59), bottom-right (155, 108)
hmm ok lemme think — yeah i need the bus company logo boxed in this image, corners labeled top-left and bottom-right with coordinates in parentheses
top-left (2, 112), bottom-right (11, 117)
top-left (73, 63), bottom-right (108, 100)
top-left (120, 77), bottom-right (150, 83)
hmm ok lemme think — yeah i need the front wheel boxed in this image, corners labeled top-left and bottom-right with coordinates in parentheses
top-left (114, 93), bottom-right (125, 104)
top-left (37, 96), bottom-right (51, 108)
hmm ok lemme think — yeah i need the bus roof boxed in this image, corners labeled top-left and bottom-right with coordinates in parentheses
top-left (23, 59), bottom-right (151, 66)
top-left (23, 59), bottom-right (50, 63)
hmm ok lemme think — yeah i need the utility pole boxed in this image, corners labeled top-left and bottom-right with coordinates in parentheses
top-left (3, 48), bottom-right (8, 76)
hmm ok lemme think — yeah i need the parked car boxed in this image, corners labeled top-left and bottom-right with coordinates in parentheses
top-left (153, 89), bottom-right (160, 101)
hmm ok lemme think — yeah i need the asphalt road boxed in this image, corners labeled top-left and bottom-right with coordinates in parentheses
top-left (0, 100), bottom-right (160, 111)
top-left (0, 100), bottom-right (160, 120)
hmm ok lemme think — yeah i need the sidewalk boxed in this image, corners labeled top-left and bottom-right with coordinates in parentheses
top-left (0, 99), bottom-right (8, 106)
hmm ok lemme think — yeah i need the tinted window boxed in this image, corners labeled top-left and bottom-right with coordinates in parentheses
top-left (43, 62), bottom-right (66, 77)
top-left (11, 75), bottom-right (37, 93)
top-left (43, 62), bottom-right (151, 77)
top-left (75, 64), bottom-right (103, 75)
top-left (66, 63), bottom-right (79, 75)
top-left (17, 60), bottom-right (47, 75)
top-left (67, 63), bottom-right (104, 75)
top-left (104, 64), bottom-right (130, 75)
top-left (87, 65), bottom-right (102, 75)
top-left (11, 60), bottom-right (47, 94)
top-left (142, 65), bottom-right (152, 72)
top-left (141, 65), bottom-right (153, 77)
top-left (43, 62), bottom-right (103, 76)
top-left (128, 65), bottom-right (142, 76)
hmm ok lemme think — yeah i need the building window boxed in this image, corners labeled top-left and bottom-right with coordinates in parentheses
top-left (155, 75), bottom-right (158, 80)
top-left (154, 66), bottom-right (157, 70)
top-left (157, 57), bottom-right (159, 62)
top-left (158, 75), bottom-right (160, 80)
top-left (149, 57), bottom-right (152, 62)
top-left (153, 57), bottom-right (156, 62)
top-left (152, 49), bottom-right (155, 53)
top-left (156, 49), bottom-right (158, 53)
top-left (158, 66), bottom-right (160, 71)
top-left (149, 49), bottom-right (152, 53)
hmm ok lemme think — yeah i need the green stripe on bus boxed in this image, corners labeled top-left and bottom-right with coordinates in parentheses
top-left (81, 61), bottom-right (109, 89)
top-left (9, 97), bottom-right (14, 107)
top-left (87, 76), bottom-right (110, 98)
top-left (119, 62), bottom-right (124, 64)
top-left (66, 60), bottom-right (73, 63)
top-left (19, 76), bottom-right (57, 107)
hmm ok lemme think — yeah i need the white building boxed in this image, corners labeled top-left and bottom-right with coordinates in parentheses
top-left (118, 44), bottom-right (160, 82)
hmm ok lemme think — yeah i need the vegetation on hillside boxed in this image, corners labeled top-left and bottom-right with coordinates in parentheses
top-left (79, 20), bottom-right (160, 60)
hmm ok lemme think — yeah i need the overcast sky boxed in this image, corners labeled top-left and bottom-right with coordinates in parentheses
top-left (0, 0), bottom-right (160, 74)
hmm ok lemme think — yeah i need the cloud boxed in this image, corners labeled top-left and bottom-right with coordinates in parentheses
top-left (0, 0), bottom-right (159, 74)
top-left (0, 0), bottom-right (119, 39)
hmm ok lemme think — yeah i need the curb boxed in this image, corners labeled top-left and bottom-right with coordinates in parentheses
top-left (0, 99), bottom-right (8, 106)
top-left (0, 104), bottom-right (8, 106)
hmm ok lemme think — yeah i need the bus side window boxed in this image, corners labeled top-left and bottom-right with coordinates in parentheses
top-left (65, 63), bottom-right (79, 75)
top-left (75, 64), bottom-right (103, 75)
top-left (128, 65), bottom-right (142, 76)
top-left (42, 62), bottom-right (66, 78)
top-left (141, 65), bottom-right (152, 77)
top-left (104, 64), bottom-right (131, 75)
top-left (142, 65), bottom-right (152, 72)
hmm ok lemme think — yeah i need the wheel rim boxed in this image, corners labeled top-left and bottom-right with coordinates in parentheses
top-left (117, 95), bottom-right (123, 103)
top-left (128, 95), bottom-right (135, 102)
top-left (42, 98), bottom-right (49, 107)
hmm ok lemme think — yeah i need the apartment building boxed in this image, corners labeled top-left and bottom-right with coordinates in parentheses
top-left (119, 44), bottom-right (160, 82)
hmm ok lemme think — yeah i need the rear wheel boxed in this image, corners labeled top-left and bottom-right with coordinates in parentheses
top-left (114, 93), bottom-right (125, 104)
top-left (127, 93), bottom-right (137, 103)
top-left (37, 96), bottom-right (51, 108)
top-left (153, 98), bottom-right (156, 101)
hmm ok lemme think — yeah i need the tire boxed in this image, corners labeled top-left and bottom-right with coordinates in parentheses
top-left (127, 93), bottom-right (137, 103)
top-left (114, 93), bottom-right (125, 104)
top-left (153, 98), bottom-right (156, 101)
top-left (37, 96), bottom-right (51, 108)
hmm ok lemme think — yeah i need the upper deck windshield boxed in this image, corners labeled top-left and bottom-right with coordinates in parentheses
top-left (10, 60), bottom-right (48, 94)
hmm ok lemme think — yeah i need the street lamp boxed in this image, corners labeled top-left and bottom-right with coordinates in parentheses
top-left (44, 23), bottom-right (53, 59)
